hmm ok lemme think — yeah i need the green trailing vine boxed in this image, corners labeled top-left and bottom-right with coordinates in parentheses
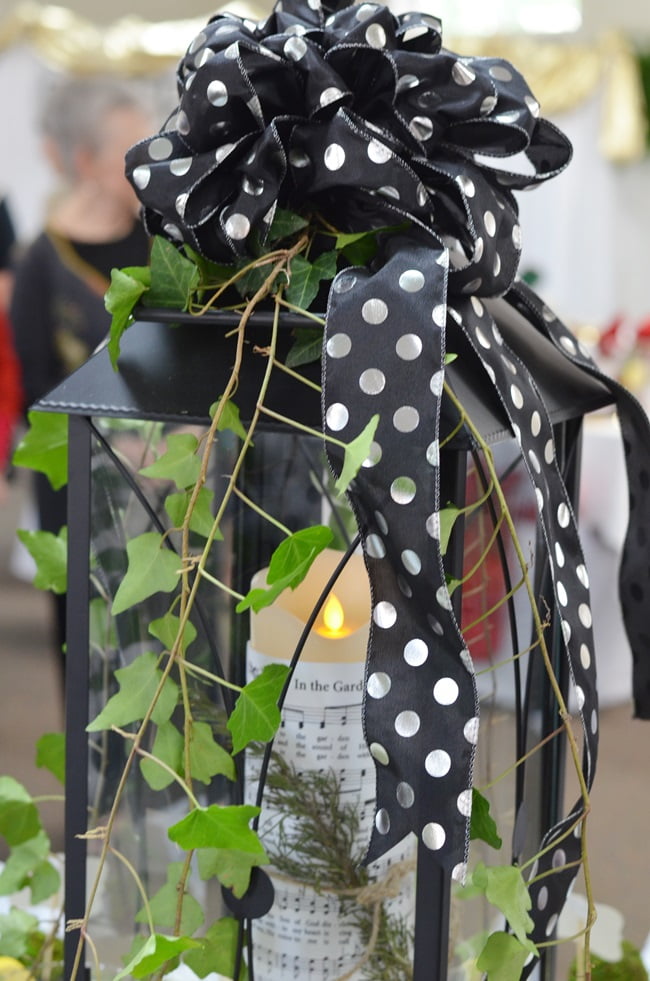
top-left (1, 209), bottom-right (599, 981)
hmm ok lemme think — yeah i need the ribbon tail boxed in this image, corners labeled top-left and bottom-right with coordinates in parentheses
top-left (322, 239), bottom-right (479, 874)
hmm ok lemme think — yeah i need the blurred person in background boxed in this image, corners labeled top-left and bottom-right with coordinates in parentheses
top-left (0, 197), bottom-right (22, 505)
top-left (9, 75), bottom-right (153, 681)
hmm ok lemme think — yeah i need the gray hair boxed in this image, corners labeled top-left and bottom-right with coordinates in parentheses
top-left (39, 75), bottom-right (153, 180)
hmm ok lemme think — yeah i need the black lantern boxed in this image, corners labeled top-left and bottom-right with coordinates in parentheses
top-left (34, 296), bottom-right (615, 981)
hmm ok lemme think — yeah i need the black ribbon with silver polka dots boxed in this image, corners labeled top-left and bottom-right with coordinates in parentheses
top-left (125, 0), bottom-right (650, 958)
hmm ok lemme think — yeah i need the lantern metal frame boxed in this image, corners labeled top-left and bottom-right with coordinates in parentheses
top-left (35, 308), bottom-right (613, 981)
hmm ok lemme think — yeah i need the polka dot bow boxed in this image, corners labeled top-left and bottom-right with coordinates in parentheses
top-left (126, 0), bottom-right (650, 964)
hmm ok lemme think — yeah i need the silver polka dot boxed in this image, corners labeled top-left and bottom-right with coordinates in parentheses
top-left (457, 175), bottom-right (475, 198)
top-left (359, 368), bottom-right (386, 394)
top-left (430, 370), bottom-right (444, 397)
top-left (195, 47), bottom-right (212, 68)
top-left (512, 224), bottom-right (522, 249)
top-left (362, 441), bottom-right (382, 467)
top-left (576, 564), bottom-right (589, 588)
top-left (370, 742), bottom-right (389, 765)
top-left (399, 269), bottom-right (425, 292)
top-left (557, 502), bottom-right (570, 528)
top-left (464, 717), bottom-right (479, 744)
top-left (391, 477), bottom-right (416, 505)
top-left (207, 80), bottom-right (228, 107)
top-left (396, 333), bottom-right (422, 360)
top-left (395, 710), bottom-right (420, 737)
top-left (163, 222), bottom-right (183, 241)
top-left (433, 678), bottom-right (459, 705)
top-left (320, 86), bottom-right (344, 107)
top-left (510, 384), bottom-right (524, 409)
top-left (375, 511), bottom-right (388, 534)
top-left (334, 272), bottom-right (357, 293)
top-left (425, 750), bottom-right (451, 777)
top-left (493, 252), bottom-right (502, 276)
top-left (324, 143), bottom-right (345, 170)
top-left (480, 95), bottom-right (497, 114)
top-left (452, 862), bottom-right (467, 883)
top-left (242, 175), bottom-right (265, 197)
top-left (326, 333), bottom-right (352, 358)
top-left (148, 136), bottom-right (173, 161)
top-left (492, 323), bottom-right (504, 345)
top-left (404, 638), bottom-right (428, 666)
top-left (426, 512), bottom-right (440, 539)
top-left (475, 326), bottom-right (491, 349)
top-left (484, 211), bottom-right (496, 237)
top-left (367, 672), bottom-right (391, 698)
top-left (175, 193), bottom-right (189, 218)
top-left (460, 648), bottom-right (474, 674)
top-left (528, 449), bottom-right (541, 473)
top-left (326, 403), bottom-right (349, 431)
top-left (170, 157), bottom-right (192, 177)
top-left (396, 73), bottom-right (419, 92)
top-left (224, 42), bottom-right (240, 60)
top-left (422, 823), bottom-right (446, 851)
top-left (401, 549), bottom-right (421, 575)
top-left (176, 109), bottom-right (190, 136)
top-left (426, 440), bottom-right (440, 466)
top-left (362, 298), bottom-right (388, 324)
top-left (375, 808), bottom-right (390, 834)
top-left (374, 601), bottom-right (397, 628)
top-left (580, 643), bottom-right (591, 669)
top-left (132, 165), bottom-right (151, 190)
top-left (428, 614), bottom-right (444, 636)
top-left (284, 36), bottom-right (307, 60)
top-left (365, 22), bottom-right (387, 47)
top-left (368, 138), bottom-right (392, 164)
top-left (436, 585), bottom-right (452, 610)
top-left (575, 685), bottom-right (585, 710)
top-left (560, 335), bottom-right (577, 355)
top-left (556, 581), bottom-right (568, 607)
top-left (526, 95), bottom-right (540, 117)
top-left (490, 64), bottom-right (513, 82)
top-left (537, 885), bottom-right (549, 911)
top-left (397, 575), bottom-right (412, 598)
top-left (393, 406), bottom-right (420, 433)
top-left (555, 542), bottom-right (565, 567)
top-left (188, 31), bottom-right (207, 54)
top-left (225, 213), bottom-right (250, 240)
top-left (535, 488), bottom-right (544, 512)
top-left (432, 304), bottom-right (446, 327)
top-left (409, 116), bottom-right (434, 141)
top-left (544, 439), bottom-right (555, 464)
top-left (397, 782), bottom-right (415, 808)
top-left (452, 60), bottom-right (476, 86)
top-left (502, 355), bottom-right (518, 374)
top-left (591, 709), bottom-right (598, 734)
top-left (579, 604), bottom-right (592, 629)
top-left (457, 789), bottom-right (472, 816)
top-left (366, 533), bottom-right (385, 559)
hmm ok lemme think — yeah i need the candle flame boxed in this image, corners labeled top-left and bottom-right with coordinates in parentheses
top-left (323, 593), bottom-right (345, 634)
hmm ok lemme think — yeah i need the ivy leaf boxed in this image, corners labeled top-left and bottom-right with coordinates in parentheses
top-left (146, 236), bottom-right (199, 310)
top-left (286, 251), bottom-right (337, 310)
top-left (470, 788), bottom-right (502, 849)
top-left (210, 397), bottom-right (249, 440)
top-left (112, 532), bottom-right (181, 616)
top-left (87, 651), bottom-right (178, 732)
top-left (476, 931), bottom-right (534, 981)
top-left (148, 612), bottom-right (197, 653)
top-left (188, 721), bottom-right (236, 784)
top-left (139, 432), bottom-right (201, 489)
top-left (165, 487), bottom-right (218, 539)
top-left (0, 909), bottom-right (39, 960)
top-left (439, 504), bottom-right (461, 556)
top-left (184, 917), bottom-right (248, 980)
top-left (268, 207), bottom-right (309, 243)
top-left (197, 847), bottom-right (266, 899)
top-left (135, 861), bottom-right (204, 936)
top-left (140, 721), bottom-right (184, 791)
top-left (35, 732), bottom-right (65, 785)
top-left (472, 862), bottom-right (535, 948)
top-left (169, 805), bottom-right (264, 856)
top-left (105, 264), bottom-right (150, 368)
top-left (285, 326), bottom-right (324, 368)
top-left (183, 245), bottom-right (233, 289)
top-left (236, 525), bottom-right (333, 614)
top-left (13, 410), bottom-right (68, 490)
top-left (0, 830), bottom-right (51, 895)
top-left (335, 229), bottom-right (381, 266)
top-left (334, 414), bottom-right (380, 495)
top-left (0, 777), bottom-right (41, 846)
top-left (235, 258), bottom-right (284, 300)
top-left (227, 663), bottom-right (289, 754)
top-left (114, 933), bottom-right (200, 980)
top-left (16, 527), bottom-right (67, 594)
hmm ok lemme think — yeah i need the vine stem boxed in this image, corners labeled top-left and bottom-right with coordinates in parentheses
top-left (443, 381), bottom-right (596, 966)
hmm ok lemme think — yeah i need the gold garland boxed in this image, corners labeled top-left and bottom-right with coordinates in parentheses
top-left (0, 2), bottom-right (646, 161)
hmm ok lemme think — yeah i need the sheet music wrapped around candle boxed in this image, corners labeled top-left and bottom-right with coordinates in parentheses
top-left (246, 550), bottom-right (415, 979)
top-left (125, 0), bottom-right (650, 966)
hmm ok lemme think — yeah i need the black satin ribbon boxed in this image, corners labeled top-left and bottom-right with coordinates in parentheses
top-left (125, 0), bottom-right (650, 959)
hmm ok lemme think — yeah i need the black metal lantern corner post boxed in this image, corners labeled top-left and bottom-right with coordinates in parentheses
top-left (33, 296), bottom-right (615, 981)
